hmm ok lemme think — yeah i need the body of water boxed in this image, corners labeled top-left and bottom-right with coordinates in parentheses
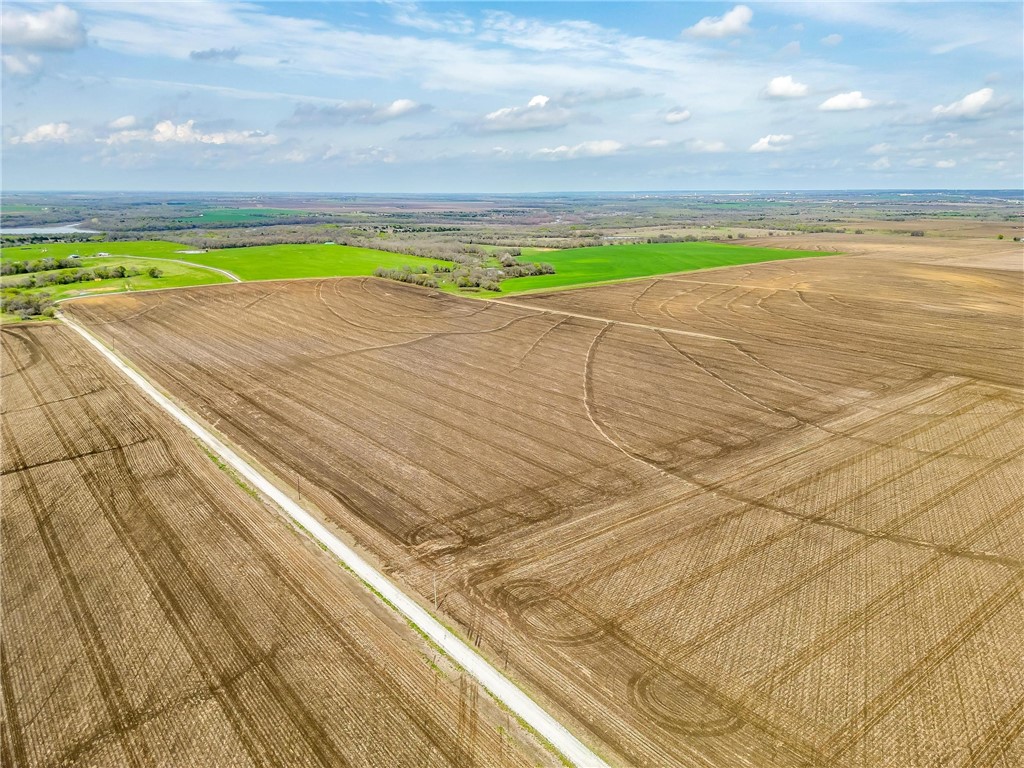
top-left (1, 223), bottom-right (100, 235)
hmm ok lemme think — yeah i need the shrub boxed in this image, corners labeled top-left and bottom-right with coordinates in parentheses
top-left (1, 291), bottom-right (54, 319)
top-left (147, 267), bottom-right (164, 278)
top-left (372, 266), bottom-right (438, 288)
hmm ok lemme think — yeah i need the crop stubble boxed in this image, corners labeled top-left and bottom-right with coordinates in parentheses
top-left (0, 324), bottom-right (554, 767)
top-left (64, 235), bottom-right (1024, 767)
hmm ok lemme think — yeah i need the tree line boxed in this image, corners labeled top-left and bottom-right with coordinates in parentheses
top-left (6, 265), bottom-right (162, 289)
top-left (372, 257), bottom-right (555, 292)
top-left (2, 255), bottom-right (85, 275)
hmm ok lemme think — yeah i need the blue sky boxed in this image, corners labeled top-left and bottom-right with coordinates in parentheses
top-left (2, 1), bottom-right (1021, 191)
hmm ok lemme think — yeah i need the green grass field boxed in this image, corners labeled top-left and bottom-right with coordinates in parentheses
top-left (3, 240), bottom-right (449, 280)
top-left (174, 208), bottom-right (308, 224)
top-left (490, 241), bottom-right (825, 295)
top-left (4, 241), bottom-right (191, 261)
top-left (1, 204), bottom-right (50, 213)
top-left (178, 243), bottom-right (449, 280)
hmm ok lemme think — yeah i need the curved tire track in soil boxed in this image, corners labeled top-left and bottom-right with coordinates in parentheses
top-left (628, 666), bottom-right (742, 738)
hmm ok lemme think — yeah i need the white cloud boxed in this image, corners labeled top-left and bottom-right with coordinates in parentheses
top-left (282, 99), bottom-right (429, 127)
top-left (323, 144), bottom-right (397, 165)
top-left (109, 115), bottom-right (137, 130)
top-left (915, 132), bottom-right (975, 148)
top-left (780, 41), bottom-right (800, 56)
top-left (930, 37), bottom-right (986, 55)
top-left (478, 95), bottom-right (572, 133)
top-left (99, 120), bottom-right (276, 146)
top-left (151, 119), bottom-right (276, 145)
top-left (686, 5), bottom-right (753, 39)
top-left (664, 108), bottom-right (691, 124)
top-left (867, 142), bottom-right (893, 155)
top-left (480, 11), bottom-right (613, 52)
top-left (77, 3), bottom-right (806, 102)
top-left (935, 159), bottom-right (957, 168)
top-left (769, 3), bottom-right (1019, 62)
top-left (10, 121), bottom-right (73, 144)
top-left (2, 52), bottom-right (41, 75)
top-left (931, 88), bottom-right (994, 118)
top-left (1, 4), bottom-right (85, 78)
top-left (534, 139), bottom-right (623, 159)
top-left (376, 99), bottom-right (421, 120)
top-left (558, 88), bottom-right (645, 107)
top-left (389, 3), bottom-right (474, 35)
top-left (688, 139), bottom-right (727, 153)
top-left (189, 46), bottom-right (241, 62)
top-left (749, 134), bottom-right (793, 152)
top-left (819, 91), bottom-right (874, 111)
top-left (870, 156), bottom-right (891, 170)
top-left (1, 3), bottom-right (85, 50)
top-left (765, 75), bottom-right (808, 99)
top-left (101, 128), bottom-right (152, 145)
top-left (821, 33), bottom-right (843, 46)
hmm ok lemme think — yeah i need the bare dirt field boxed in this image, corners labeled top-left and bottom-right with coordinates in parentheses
top-left (63, 232), bottom-right (1024, 767)
top-left (0, 323), bottom-right (554, 767)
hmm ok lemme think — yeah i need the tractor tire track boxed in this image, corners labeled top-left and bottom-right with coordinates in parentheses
top-left (0, 419), bottom-right (152, 768)
top-left (0, 639), bottom-right (29, 768)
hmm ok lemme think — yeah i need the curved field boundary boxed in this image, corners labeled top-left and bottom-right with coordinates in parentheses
top-left (492, 242), bottom-right (838, 297)
top-left (90, 254), bottom-right (242, 282)
top-left (57, 311), bottom-right (608, 768)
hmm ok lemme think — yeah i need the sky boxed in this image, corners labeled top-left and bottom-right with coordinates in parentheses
top-left (1, 1), bottom-right (1021, 192)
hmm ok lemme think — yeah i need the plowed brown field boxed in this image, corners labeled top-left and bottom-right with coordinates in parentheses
top-left (64, 234), bottom-right (1024, 767)
top-left (0, 323), bottom-right (554, 767)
